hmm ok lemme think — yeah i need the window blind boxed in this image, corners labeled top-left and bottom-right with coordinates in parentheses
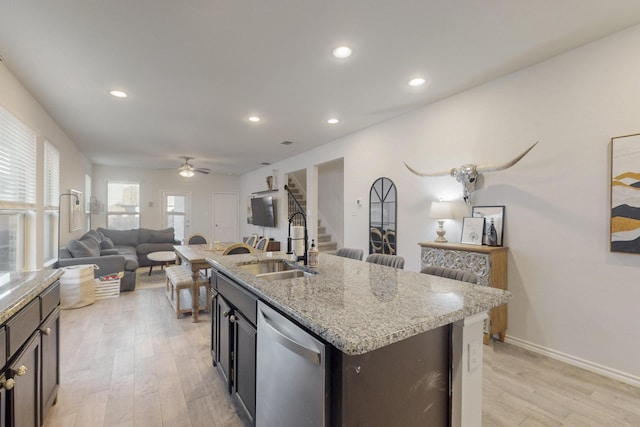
top-left (44, 140), bottom-right (60, 209)
top-left (0, 105), bottom-right (37, 207)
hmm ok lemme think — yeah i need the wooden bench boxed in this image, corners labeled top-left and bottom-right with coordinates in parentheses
top-left (165, 265), bottom-right (211, 318)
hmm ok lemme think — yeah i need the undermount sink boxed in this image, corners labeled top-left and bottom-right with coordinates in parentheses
top-left (237, 260), bottom-right (316, 281)
top-left (238, 260), bottom-right (298, 275)
top-left (257, 269), bottom-right (311, 281)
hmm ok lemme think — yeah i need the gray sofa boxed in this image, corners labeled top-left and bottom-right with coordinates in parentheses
top-left (58, 228), bottom-right (179, 291)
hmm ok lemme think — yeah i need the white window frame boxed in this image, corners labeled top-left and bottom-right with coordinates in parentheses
top-left (43, 140), bottom-right (60, 265)
top-left (107, 181), bottom-right (140, 230)
top-left (0, 104), bottom-right (37, 271)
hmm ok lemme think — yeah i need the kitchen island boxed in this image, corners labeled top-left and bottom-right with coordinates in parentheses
top-left (0, 269), bottom-right (63, 426)
top-left (206, 252), bottom-right (511, 427)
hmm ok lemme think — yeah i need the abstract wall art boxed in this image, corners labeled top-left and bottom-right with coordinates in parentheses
top-left (611, 133), bottom-right (640, 253)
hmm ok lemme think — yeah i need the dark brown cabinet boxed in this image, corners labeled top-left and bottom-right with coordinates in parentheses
top-left (0, 280), bottom-right (60, 427)
top-left (211, 272), bottom-right (257, 426)
top-left (215, 295), bottom-right (232, 386)
top-left (40, 308), bottom-right (59, 423)
top-left (7, 333), bottom-right (40, 427)
top-left (232, 311), bottom-right (256, 424)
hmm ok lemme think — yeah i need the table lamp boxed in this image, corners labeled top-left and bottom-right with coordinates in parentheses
top-left (430, 201), bottom-right (453, 242)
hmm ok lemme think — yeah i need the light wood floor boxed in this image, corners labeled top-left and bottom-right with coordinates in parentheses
top-left (44, 287), bottom-right (640, 427)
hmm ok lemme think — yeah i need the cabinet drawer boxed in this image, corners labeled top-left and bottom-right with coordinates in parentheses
top-left (217, 273), bottom-right (257, 325)
top-left (7, 298), bottom-right (40, 360)
top-left (40, 281), bottom-right (60, 320)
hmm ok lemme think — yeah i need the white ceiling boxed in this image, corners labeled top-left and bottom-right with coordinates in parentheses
top-left (2, 1), bottom-right (640, 175)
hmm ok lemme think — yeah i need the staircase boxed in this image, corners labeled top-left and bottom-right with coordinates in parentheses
top-left (316, 220), bottom-right (337, 253)
top-left (287, 179), bottom-right (337, 253)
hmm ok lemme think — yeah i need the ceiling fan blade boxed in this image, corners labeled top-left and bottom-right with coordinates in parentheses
top-left (195, 168), bottom-right (210, 174)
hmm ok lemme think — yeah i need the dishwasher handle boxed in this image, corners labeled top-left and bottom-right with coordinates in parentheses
top-left (258, 308), bottom-right (321, 366)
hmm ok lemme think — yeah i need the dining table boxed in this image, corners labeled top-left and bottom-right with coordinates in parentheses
top-left (173, 242), bottom-right (233, 322)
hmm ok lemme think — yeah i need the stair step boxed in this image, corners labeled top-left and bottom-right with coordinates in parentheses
top-left (318, 241), bottom-right (337, 252)
top-left (318, 226), bottom-right (326, 234)
top-left (317, 233), bottom-right (331, 243)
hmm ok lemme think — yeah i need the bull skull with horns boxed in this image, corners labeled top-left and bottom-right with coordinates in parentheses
top-left (404, 141), bottom-right (538, 204)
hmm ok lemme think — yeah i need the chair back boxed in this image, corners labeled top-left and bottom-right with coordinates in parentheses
top-left (255, 237), bottom-right (270, 251)
top-left (186, 234), bottom-right (208, 245)
top-left (335, 248), bottom-right (364, 261)
top-left (365, 253), bottom-right (405, 269)
top-left (222, 243), bottom-right (255, 255)
top-left (420, 266), bottom-right (477, 284)
top-left (246, 234), bottom-right (259, 247)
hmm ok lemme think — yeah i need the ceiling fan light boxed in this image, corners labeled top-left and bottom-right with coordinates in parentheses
top-left (179, 168), bottom-right (194, 178)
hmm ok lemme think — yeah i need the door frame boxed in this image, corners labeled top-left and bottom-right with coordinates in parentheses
top-left (212, 192), bottom-right (239, 242)
top-left (161, 191), bottom-right (192, 242)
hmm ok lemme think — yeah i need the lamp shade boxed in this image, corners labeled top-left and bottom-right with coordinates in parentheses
top-left (430, 201), bottom-right (453, 219)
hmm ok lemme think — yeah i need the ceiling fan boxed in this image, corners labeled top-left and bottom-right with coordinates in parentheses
top-left (178, 156), bottom-right (210, 177)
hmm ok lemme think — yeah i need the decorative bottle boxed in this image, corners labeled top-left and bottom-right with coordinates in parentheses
top-left (308, 239), bottom-right (319, 268)
top-left (487, 218), bottom-right (498, 246)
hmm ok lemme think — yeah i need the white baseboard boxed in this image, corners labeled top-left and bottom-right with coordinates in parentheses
top-left (504, 335), bottom-right (640, 389)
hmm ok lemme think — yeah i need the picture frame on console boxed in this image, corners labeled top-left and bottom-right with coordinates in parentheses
top-left (461, 217), bottom-right (485, 245)
top-left (472, 205), bottom-right (505, 246)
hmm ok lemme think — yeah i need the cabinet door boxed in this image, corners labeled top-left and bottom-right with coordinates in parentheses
top-left (216, 296), bottom-right (232, 390)
top-left (211, 291), bottom-right (219, 365)
top-left (233, 312), bottom-right (256, 425)
top-left (40, 307), bottom-right (60, 423)
top-left (8, 332), bottom-right (40, 427)
top-left (0, 377), bottom-right (5, 427)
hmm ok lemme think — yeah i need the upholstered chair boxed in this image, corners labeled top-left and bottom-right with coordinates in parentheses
top-left (420, 266), bottom-right (477, 284)
top-left (222, 243), bottom-right (255, 255)
top-left (365, 253), bottom-right (405, 269)
top-left (255, 237), bottom-right (270, 251)
top-left (335, 248), bottom-right (364, 261)
top-left (186, 234), bottom-right (208, 245)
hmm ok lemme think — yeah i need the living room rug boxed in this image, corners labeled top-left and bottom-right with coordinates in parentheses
top-left (135, 267), bottom-right (166, 291)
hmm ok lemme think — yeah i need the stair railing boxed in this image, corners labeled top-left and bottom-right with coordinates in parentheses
top-left (285, 184), bottom-right (305, 227)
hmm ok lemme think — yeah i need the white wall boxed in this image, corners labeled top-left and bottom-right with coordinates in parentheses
top-left (0, 63), bottom-right (92, 265)
top-left (92, 165), bottom-right (240, 241)
top-left (318, 158), bottom-right (344, 247)
top-left (239, 25), bottom-right (640, 384)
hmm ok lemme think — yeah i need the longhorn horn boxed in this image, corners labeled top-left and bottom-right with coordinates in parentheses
top-left (475, 141), bottom-right (538, 174)
top-left (404, 161), bottom-right (455, 177)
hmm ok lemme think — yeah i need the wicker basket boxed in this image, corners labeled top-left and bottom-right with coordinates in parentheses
top-left (94, 272), bottom-right (122, 299)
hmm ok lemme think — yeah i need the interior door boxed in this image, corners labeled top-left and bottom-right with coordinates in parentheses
top-left (162, 192), bottom-right (191, 243)
top-left (213, 193), bottom-right (239, 242)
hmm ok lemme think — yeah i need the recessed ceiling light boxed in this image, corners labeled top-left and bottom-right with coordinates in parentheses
top-left (408, 78), bottom-right (426, 87)
top-left (110, 90), bottom-right (128, 98)
top-left (327, 118), bottom-right (340, 124)
top-left (333, 46), bottom-right (352, 59)
top-left (248, 116), bottom-right (261, 122)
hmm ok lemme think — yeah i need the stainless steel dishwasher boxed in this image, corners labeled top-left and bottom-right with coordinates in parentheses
top-left (256, 301), bottom-right (327, 427)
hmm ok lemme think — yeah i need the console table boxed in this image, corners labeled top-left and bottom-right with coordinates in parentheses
top-left (419, 242), bottom-right (508, 344)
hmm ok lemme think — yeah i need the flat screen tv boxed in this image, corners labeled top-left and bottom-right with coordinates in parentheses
top-left (251, 196), bottom-right (277, 227)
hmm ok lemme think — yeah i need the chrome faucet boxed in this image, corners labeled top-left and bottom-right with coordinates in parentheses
top-left (287, 211), bottom-right (308, 265)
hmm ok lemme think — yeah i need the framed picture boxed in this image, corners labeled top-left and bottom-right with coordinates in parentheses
top-left (611, 133), bottom-right (640, 254)
top-left (461, 217), bottom-right (485, 245)
top-left (472, 205), bottom-right (505, 246)
top-left (69, 189), bottom-right (83, 232)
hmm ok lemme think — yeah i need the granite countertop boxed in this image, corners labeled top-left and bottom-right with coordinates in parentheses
top-left (207, 252), bottom-right (511, 356)
top-left (0, 269), bottom-right (64, 324)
